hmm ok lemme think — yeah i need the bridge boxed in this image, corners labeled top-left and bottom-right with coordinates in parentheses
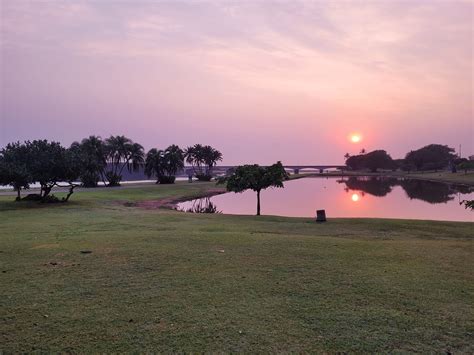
top-left (282, 165), bottom-right (346, 174)
top-left (189, 165), bottom-right (345, 175)
top-left (115, 164), bottom-right (345, 181)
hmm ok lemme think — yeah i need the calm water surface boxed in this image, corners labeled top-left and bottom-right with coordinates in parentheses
top-left (177, 177), bottom-right (474, 222)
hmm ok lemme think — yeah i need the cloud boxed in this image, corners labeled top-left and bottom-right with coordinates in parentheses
top-left (1, 0), bottom-right (472, 160)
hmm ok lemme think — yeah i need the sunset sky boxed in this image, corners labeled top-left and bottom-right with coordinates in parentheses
top-left (1, 0), bottom-right (472, 164)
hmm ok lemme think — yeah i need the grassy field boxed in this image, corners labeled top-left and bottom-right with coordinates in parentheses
top-left (313, 170), bottom-right (474, 186)
top-left (403, 171), bottom-right (474, 185)
top-left (0, 182), bottom-right (473, 352)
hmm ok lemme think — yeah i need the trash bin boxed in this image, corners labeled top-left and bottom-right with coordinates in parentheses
top-left (316, 209), bottom-right (326, 222)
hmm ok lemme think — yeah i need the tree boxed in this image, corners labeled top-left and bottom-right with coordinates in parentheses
top-left (145, 148), bottom-right (161, 182)
top-left (28, 140), bottom-right (67, 198)
top-left (103, 136), bottom-right (144, 186)
top-left (219, 161), bottom-right (288, 215)
top-left (69, 136), bottom-right (106, 187)
top-left (363, 150), bottom-right (394, 172)
top-left (185, 144), bottom-right (222, 181)
top-left (457, 161), bottom-right (474, 174)
top-left (60, 147), bottom-right (83, 202)
top-left (460, 200), bottom-right (474, 210)
top-left (0, 140), bottom-right (82, 202)
top-left (27, 140), bottom-right (82, 201)
top-left (202, 145), bottom-right (223, 177)
top-left (165, 144), bottom-right (185, 178)
top-left (345, 154), bottom-right (364, 170)
top-left (404, 144), bottom-right (456, 171)
top-left (345, 150), bottom-right (394, 172)
top-left (360, 148), bottom-right (366, 154)
top-left (145, 145), bottom-right (184, 184)
top-left (0, 142), bottom-right (32, 200)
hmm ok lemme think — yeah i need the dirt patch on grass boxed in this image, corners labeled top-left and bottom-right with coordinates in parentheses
top-left (129, 188), bottom-right (226, 210)
top-left (43, 261), bottom-right (80, 268)
top-left (31, 243), bottom-right (60, 250)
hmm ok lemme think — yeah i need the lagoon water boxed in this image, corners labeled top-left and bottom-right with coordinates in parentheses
top-left (178, 176), bottom-right (474, 222)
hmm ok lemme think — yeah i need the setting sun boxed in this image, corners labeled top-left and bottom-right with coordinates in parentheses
top-left (350, 134), bottom-right (361, 143)
top-left (351, 193), bottom-right (360, 202)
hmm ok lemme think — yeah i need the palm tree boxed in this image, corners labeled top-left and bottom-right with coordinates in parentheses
top-left (145, 145), bottom-right (184, 184)
top-left (124, 142), bottom-right (145, 175)
top-left (70, 136), bottom-right (107, 187)
top-left (185, 144), bottom-right (222, 181)
top-left (145, 148), bottom-right (163, 183)
top-left (202, 145), bottom-right (223, 176)
top-left (104, 135), bottom-right (144, 186)
top-left (164, 144), bottom-right (185, 177)
top-left (184, 144), bottom-right (205, 176)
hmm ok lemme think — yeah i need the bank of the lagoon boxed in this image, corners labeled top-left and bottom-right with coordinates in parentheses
top-left (0, 181), bottom-right (472, 352)
top-left (178, 176), bottom-right (474, 222)
top-left (305, 170), bottom-right (474, 186)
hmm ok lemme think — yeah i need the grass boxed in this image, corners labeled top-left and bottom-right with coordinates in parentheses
top-left (404, 171), bottom-right (474, 185)
top-left (310, 170), bottom-right (474, 186)
top-left (0, 182), bottom-right (473, 352)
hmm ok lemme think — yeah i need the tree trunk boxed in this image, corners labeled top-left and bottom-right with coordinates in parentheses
top-left (256, 190), bottom-right (261, 216)
top-left (16, 188), bottom-right (21, 201)
top-left (43, 186), bottom-right (52, 198)
top-left (63, 185), bottom-right (76, 202)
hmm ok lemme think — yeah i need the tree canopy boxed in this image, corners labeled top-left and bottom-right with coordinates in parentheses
top-left (221, 161), bottom-right (288, 215)
top-left (70, 136), bottom-right (107, 187)
top-left (185, 144), bottom-right (223, 181)
top-left (104, 136), bottom-right (145, 186)
top-left (0, 142), bottom-right (32, 200)
top-left (0, 140), bottom-right (81, 202)
top-left (404, 144), bottom-right (456, 171)
top-left (345, 150), bottom-right (394, 172)
top-left (145, 145), bottom-right (185, 184)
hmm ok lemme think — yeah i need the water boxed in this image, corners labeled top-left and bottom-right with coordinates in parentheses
top-left (0, 177), bottom-right (192, 191)
top-left (177, 177), bottom-right (474, 222)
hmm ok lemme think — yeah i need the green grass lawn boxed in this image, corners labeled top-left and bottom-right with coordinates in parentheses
top-left (312, 170), bottom-right (474, 186)
top-left (0, 182), bottom-right (473, 352)
top-left (405, 171), bottom-right (474, 185)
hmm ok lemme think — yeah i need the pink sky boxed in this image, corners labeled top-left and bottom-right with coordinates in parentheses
top-left (0, 1), bottom-right (472, 164)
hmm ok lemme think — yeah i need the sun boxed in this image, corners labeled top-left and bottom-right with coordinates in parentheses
top-left (350, 134), bottom-right (361, 143)
top-left (351, 193), bottom-right (360, 202)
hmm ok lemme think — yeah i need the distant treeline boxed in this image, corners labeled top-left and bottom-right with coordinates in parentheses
top-left (0, 135), bottom-right (222, 202)
top-left (344, 144), bottom-right (474, 173)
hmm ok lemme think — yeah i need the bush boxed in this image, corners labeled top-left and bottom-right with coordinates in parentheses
top-left (106, 172), bottom-right (121, 186)
top-left (80, 171), bottom-right (100, 187)
top-left (21, 193), bottom-right (60, 203)
top-left (41, 194), bottom-right (61, 203)
top-left (157, 175), bottom-right (176, 184)
top-left (21, 194), bottom-right (42, 201)
top-left (195, 174), bottom-right (212, 181)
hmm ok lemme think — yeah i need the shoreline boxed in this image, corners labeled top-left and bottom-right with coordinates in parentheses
top-left (1, 171), bottom-right (472, 200)
top-left (130, 187), bottom-right (227, 210)
top-left (297, 171), bottom-right (474, 187)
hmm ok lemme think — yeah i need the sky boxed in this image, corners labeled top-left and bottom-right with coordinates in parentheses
top-left (0, 0), bottom-right (472, 164)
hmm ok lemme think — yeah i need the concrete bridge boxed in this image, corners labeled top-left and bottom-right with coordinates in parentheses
top-left (115, 164), bottom-right (345, 181)
top-left (282, 165), bottom-right (346, 174)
